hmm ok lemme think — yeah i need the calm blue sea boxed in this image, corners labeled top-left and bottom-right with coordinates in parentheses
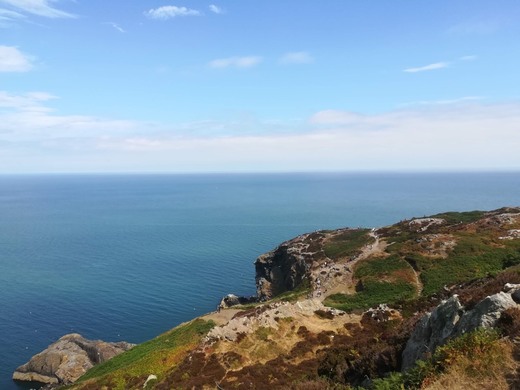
top-left (1, 172), bottom-right (519, 389)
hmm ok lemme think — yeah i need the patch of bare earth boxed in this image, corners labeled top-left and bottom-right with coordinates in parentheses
top-left (316, 231), bottom-right (389, 298)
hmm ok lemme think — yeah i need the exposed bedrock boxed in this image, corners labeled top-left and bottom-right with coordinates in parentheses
top-left (13, 333), bottom-right (135, 385)
top-left (402, 284), bottom-right (520, 371)
top-left (255, 232), bottom-right (322, 300)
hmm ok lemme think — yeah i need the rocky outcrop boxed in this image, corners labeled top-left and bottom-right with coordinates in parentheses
top-left (219, 294), bottom-right (257, 309)
top-left (13, 333), bottom-right (134, 385)
top-left (255, 232), bottom-right (325, 300)
top-left (402, 285), bottom-right (519, 371)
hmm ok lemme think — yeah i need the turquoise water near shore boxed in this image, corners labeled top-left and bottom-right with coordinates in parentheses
top-left (1, 172), bottom-right (519, 389)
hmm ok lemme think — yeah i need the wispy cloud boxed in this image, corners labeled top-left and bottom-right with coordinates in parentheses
top-left (145, 6), bottom-right (200, 20)
top-left (310, 110), bottom-right (363, 125)
top-left (404, 62), bottom-right (449, 73)
top-left (0, 8), bottom-right (24, 25)
top-left (0, 0), bottom-right (75, 18)
top-left (0, 91), bottom-right (56, 112)
top-left (106, 22), bottom-right (126, 33)
top-left (209, 56), bottom-right (262, 69)
top-left (400, 96), bottom-right (484, 107)
top-left (279, 51), bottom-right (314, 65)
top-left (460, 55), bottom-right (477, 61)
top-left (1, 91), bottom-right (519, 172)
top-left (447, 20), bottom-right (500, 35)
top-left (209, 4), bottom-right (224, 14)
top-left (0, 46), bottom-right (34, 72)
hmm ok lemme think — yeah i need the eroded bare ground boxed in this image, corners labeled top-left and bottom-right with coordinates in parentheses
top-left (312, 231), bottom-right (389, 298)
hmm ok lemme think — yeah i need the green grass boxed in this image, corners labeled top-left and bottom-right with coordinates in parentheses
top-left (431, 210), bottom-right (487, 225)
top-left (75, 319), bottom-right (215, 388)
top-left (324, 280), bottom-right (416, 312)
top-left (414, 236), bottom-right (520, 295)
top-left (371, 328), bottom-right (502, 390)
top-left (271, 279), bottom-right (311, 302)
top-left (323, 229), bottom-right (374, 259)
top-left (354, 255), bottom-right (410, 279)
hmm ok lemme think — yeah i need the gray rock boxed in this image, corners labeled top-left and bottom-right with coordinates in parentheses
top-left (219, 294), bottom-right (257, 309)
top-left (512, 290), bottom-right (520, 304)
top-left (402, 295), bottom-right (463, 370)
top-left (13, 333), bottom-right (134, 385)
top-left (402, 287), bottom-right (519, 371)
top-left (255, 232), bottom-right (322, 300)
top-left (456, 292), bottom-right (516, 333)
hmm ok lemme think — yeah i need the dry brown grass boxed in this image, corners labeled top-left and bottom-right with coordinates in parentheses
top-left (424, 339), bottom-right (518, 390)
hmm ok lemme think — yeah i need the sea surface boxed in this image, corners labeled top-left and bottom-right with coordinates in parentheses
top-left (1, 172), bottom-right (519, 389)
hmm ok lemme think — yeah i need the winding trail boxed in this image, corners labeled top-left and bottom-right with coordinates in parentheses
top-left (312, 231), bottom-right (388, 300)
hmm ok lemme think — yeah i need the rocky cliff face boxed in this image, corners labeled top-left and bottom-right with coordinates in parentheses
top-left (13, 333), bottom-right (134, 385)
top-left (255, 232), bottom-right (325, 300)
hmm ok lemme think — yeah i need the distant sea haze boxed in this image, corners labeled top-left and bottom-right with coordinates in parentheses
top-left (1, 172), bottom-right (519, 390)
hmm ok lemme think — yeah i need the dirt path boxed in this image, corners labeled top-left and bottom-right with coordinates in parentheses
top-left (313, 231), bottom-right (388, 300)
top-left (201, 309), bottom-right (242, 326)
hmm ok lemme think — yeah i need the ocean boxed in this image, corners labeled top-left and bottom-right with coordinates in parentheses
top-left (1, 172), bottom-right (519, 389)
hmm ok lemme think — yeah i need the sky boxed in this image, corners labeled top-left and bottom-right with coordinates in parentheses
top-left (1, 0), bottom-right (520, 173)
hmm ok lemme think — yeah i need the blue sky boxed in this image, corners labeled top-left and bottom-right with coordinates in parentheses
top-left (1, 0), bottom-right (519, 173)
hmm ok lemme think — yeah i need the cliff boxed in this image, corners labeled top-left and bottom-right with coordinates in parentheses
top-left (20, 207), bottom-right (520, 389)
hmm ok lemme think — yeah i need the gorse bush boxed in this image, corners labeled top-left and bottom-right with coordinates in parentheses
top-left (324, 229), bottom-right (374, 259)
top-left (324, 281), bottom-right (416, 312)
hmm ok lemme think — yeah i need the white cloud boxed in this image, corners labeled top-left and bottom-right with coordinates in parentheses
top-left (209, 56), bottom-right (262, 69)
top-left (145, 6), bottom-right (200, 20)
top-left (400, 96), bottom-right (484, 107)
top-left (460, 55), bottom-right (477, 61)
top-left (0, 45), bottom-right (34, 72)
top-left (310, 110), bottom-right (363, 125)
top-left (0, 8), bottom-right (24, 25)
top-left (279, 51), bottom-right (313, 65)
top-left (0, 0), bottom-right (75, 18)
top-left (1, 91), bottom-right (519, 173)
top-left (107, 22), bottom-right (125, 33)
top-left (209, 4), bottom-right (223, 14)
top-left (90, 102), bottom-right (520, 172)
top-left (404, 62), bottom-right (449, 73)
top-left (0, 91), bottom-right (56, 111)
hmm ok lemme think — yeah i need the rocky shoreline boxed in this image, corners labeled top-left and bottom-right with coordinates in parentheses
top-left (13, 334), bottom-right (134, 386)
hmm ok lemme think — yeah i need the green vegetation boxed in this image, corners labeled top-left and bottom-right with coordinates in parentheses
top-left (371, 328), bottom-right (504, 390)
top-left (254, 326), bottom-right (273, 341)
top-left (324, 280), bottom-right (416, 312)
top-left (272, 279), bottom-right (311, 302)
top-left (412, 237), bottom-right (520, 295)
top-left (324, 229), bottom-right (374, 259)
top-left (354, 255), bottom-right (410, 279)
top-left (431, 210), bottom-right (487, 224)
top-left (74, 319), bottom-right (214, 389)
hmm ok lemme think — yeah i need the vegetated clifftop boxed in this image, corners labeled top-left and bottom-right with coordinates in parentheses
top-left (23, 207), bottom-right (520, 390)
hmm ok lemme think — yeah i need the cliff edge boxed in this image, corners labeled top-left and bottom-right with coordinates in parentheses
top-left (21, 207), bottom-right (520, 389)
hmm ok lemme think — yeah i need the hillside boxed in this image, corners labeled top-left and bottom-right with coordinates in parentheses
top-left (29, 207), bottom-right (520, 389)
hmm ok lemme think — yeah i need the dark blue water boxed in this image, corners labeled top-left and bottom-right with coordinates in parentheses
top-left (1, 172), bottom-right (519, 389)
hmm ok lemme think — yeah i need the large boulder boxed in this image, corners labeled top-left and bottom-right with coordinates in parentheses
top-left (13, 333), bottom-right (134, 385)
top-left (402, 287), bottom-right (519, 371)
top-left (401, 295), bottom-right (463, 370)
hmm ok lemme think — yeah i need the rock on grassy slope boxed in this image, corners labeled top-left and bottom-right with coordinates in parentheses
top-left (55, 207), bottom-right (520, 389)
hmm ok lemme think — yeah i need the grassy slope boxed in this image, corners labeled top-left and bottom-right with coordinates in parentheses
top-left (69, 319), bottom-right (214, 390)
top-left (325, 210), bottom-right (520, 311)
